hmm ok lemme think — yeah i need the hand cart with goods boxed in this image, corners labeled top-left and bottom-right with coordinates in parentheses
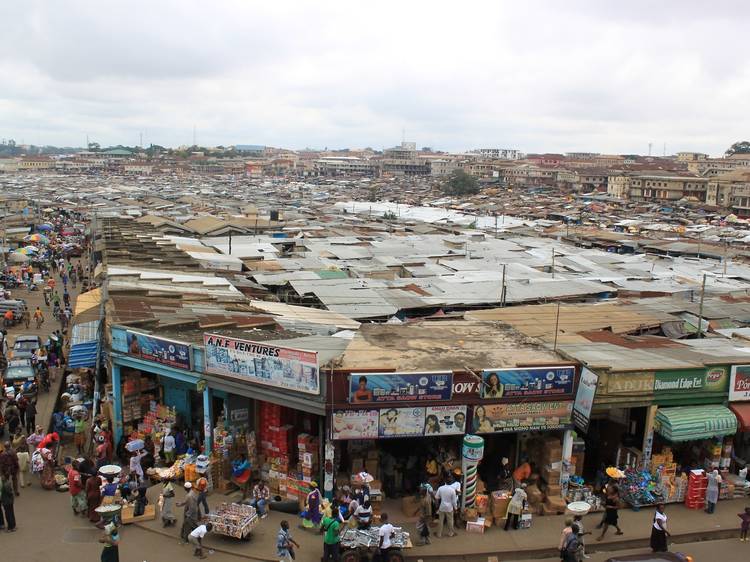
top-left (202, 502), bottom-right (258, 541)
top-left (339, 526), bottom-right (410, 562)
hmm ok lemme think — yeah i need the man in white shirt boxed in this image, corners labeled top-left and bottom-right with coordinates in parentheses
top-left (378, 512), bottom-right (396, 557)
top-left (434, 480), bottom-right (457, 538)
top-left (189, 522), bottom-right (213, 559)
top-left (162, 429), bottom-right (176, 465)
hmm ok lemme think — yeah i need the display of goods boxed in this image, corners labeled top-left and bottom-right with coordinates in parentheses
top-left (620, 467), bottom-right (665, 507)
top-left (202, 502), bottom-right (258, 539)
top-left (606, 466), bottom-right (625, 479)
top-left (341, 526), bottom-right (410, 549)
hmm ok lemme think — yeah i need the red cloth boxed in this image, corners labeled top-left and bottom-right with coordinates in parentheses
top-left (67, 468), bottom-right (83, 495)
top-left (39, 432), bottom-right (60, 450)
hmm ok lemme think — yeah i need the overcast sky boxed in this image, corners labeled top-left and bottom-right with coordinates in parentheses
top-left (1, 1), bottom-right (748, 155)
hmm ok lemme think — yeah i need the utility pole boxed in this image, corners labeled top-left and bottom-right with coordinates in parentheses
top-left (500, 264), bottom-right (507, 307)
top-left (697, 273), bottom-right (707, 338)
top-left (553, 302), bottom-right (561, 351)
top-left (228, 230), bottom-right (232, 255)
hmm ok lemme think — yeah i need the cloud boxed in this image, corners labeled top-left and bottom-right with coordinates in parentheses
top-left (1, 0), bottom-right (749, 155)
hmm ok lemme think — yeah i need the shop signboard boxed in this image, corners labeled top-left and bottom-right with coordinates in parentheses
top-left (606, 371), bottom-right (655, 395)
top-left (331, 409), bottom-right (379, 440)
top-left (572, 367), bottom-right (598, 433)
top-left (480, 366), bottom-right (575, 399)
top-left (348, 372), bottom-right (453, 403)
top-left (654, 369), bottom-right (706, 393)
top-left (378, 407), bottom-right (426, 438)
top-left (126, 330), bottom-right (192, 370)
top-left (203, 333), bottom-right (319, 395)
top-left (424, 405), bottom-right (467, 435)
top-left (471, 401), bottom-right (573, 434)
top-left (729, 365), bottom-right (750, 401)
top-left (332, 405), bottom-right (468, 440)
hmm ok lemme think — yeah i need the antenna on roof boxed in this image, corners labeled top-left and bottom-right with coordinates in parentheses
top-left (648, 143), bottom-right (653, 156)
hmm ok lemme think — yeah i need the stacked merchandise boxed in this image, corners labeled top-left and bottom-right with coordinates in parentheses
top-left (725, 472), bottom-right (749, 499)
top-left (121, 371), bottom-right (159, 423)
top-left (650, 448), bottom-right (685, 504)
top-left (685, 470), bottom-right (707, 509)
top-left (297, 433), bottom-right (320, 482)
top-left (490, 490), bottom-right (511, 527)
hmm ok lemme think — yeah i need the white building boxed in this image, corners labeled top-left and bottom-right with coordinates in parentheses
top-left (470, 148), bottom-right (522, 160)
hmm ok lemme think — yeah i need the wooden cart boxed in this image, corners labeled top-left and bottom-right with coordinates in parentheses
top-left (202, 502), bottom-right (259, 541)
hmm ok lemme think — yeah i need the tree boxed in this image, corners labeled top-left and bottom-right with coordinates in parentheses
top-left (725, 141), bottom-right (750, 156)
top-left (88, 141), bottom-right (101, 152)
top-left (383, 210), bottom-right (397, 220)
top-left (442, 169), bottom-right (480, 196)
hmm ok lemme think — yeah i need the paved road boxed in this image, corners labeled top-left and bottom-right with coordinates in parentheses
top-left (506, 537), bottom-right (747, 561)
top-left (4, 262), bottom-right (85, 429)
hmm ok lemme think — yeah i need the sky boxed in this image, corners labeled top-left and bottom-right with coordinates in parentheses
top-left (1, 1), bottom-right (749, 155)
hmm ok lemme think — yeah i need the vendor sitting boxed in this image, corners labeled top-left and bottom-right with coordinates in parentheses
top-left (249, 478), bottom-right (270, 519)
top-left (354, 499), bottom-right (373, 529)
top-left (231, 453), bottom-right (252, 500)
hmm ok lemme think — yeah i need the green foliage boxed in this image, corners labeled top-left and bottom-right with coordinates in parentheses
top-left (383, 210), bottom-right (397, 220)
top-left (442, 169), bottom-right (479, 196)
top-left (726, 141), bottom-right (750, 156)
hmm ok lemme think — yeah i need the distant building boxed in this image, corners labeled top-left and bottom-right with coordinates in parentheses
top-left (314, 157), bottom-right (378, 176)
top-left (607, 174), bottom-right (630, 199)
top-left (381, 142), bottom-right (429, 176)
top-left (676, 151), bottom-right (708, 162)
top-left (235, 144), bottom-right (266, 156)
top-left (628, 174), bottom-right (708, 203)
top-left (470, 148), bottom-right (522, 160)
top-left (706, 169), bottom-right (750, 216)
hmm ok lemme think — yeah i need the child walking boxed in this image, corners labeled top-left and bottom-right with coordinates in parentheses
top-left (739, 507), bottom-right (750, 542)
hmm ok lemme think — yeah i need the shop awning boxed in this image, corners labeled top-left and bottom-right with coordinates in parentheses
top-left (730, 403), bottom-right (750, 431)
top-left (68, 319), bottom-right (100, 369)
top-left (655, 405), bottom-right (738, 442)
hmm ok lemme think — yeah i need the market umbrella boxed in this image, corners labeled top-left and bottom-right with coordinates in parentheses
top-left (8, 253), bottom-right (30, 263)
top-left (22, 245), bottom-right (40, 253)
top-left (24, 233), bottom-right (49, 244)
top-left (36, 223), bottom-right (53, 231)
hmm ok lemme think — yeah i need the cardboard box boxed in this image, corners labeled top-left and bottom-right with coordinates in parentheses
top-left (464, 507), bottom-right (478, 522)
top-left (491, 491), bottom-right (511, 517)
top-left (466, 520), bottom-right (485, 534)
top-left (546, 484), bottom-right (562, 497)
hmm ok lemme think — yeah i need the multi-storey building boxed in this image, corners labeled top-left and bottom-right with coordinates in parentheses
top-left (470, 148), bottom-right (522, 160)
top-left (628, 174), bottom-right (708, 203)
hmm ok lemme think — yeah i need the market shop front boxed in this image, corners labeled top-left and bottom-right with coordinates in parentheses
top-left (199, 332), bottom-right (336, 504)
top-left (728, 365), bottom-right (750, 470)
top-left (109, 326), bottom-right (209, 451)
top-left (328, 364), bottom-right (581, 522)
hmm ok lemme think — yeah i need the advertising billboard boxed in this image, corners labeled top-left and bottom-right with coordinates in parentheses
top-left (572, 367), bottom-right (598, 433)
top-left (126, 330), bottom-right (192, 370)
top-left (730, 365), bottom-right (750, 402)
top-left (349, 372), bottom-right (453, 403)
top-left (203, 333), bottom-right (319, 395)
top-left (481, 366), bottom-right (575, 399)
top-left (472, 401), bottom-right (573, 433)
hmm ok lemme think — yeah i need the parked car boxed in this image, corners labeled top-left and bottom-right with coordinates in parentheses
top-left (606, 553), bottom-right (694, 562)
top-left (2, 358), bottom-right (38, 399)
top-left (12, 334), bottom-right (43, 359)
